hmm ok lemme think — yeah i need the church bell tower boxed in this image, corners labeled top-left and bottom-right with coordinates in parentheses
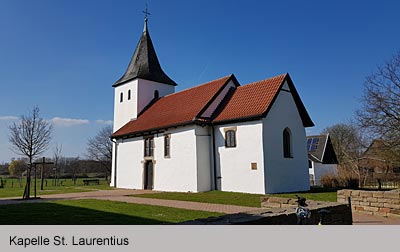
top-left (112, 15), bottom-right (177, 131)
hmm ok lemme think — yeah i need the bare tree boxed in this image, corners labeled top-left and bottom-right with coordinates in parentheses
top-left (9, 106), bottom-right (53, 199)
top-left (322, 123), bottom-right (366, 187)
top-left (86, 125), bottom-right (112, 180)
top-left (356, 52), bottom-right (400, 163)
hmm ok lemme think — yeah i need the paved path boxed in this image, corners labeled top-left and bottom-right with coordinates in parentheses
top-left (1, 189), bottom-right (400, 224)
top-left (352, 212), bottom-right (400, 225)
top-left (0, 189), bottom-right (258, 214)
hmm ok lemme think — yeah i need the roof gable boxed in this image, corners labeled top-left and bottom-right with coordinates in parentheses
top-left (213, 73), bottom-right (314, 127)
top-left (307, 134), bottom-right (338, 164)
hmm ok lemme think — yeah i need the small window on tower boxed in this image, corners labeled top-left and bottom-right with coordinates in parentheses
top-left (128, 90), bottom-right (131, 100)
top-left (120, 92), bottom-right (123, 103)
top-left (154, 90), bottom-right (159, 99)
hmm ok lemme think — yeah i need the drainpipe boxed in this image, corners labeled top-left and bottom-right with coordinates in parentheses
top-left (111, 138), bottom-right (118, 188)
top-left (211, 125), bottom-right (218, 190)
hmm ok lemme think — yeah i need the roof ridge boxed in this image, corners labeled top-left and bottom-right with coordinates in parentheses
top-left (163, 74), bottom-right (232, 98)
top-left (240, 73), bottom-right (287, 87)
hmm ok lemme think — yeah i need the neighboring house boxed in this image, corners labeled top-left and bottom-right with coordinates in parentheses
top-left (307, 134), bottom-right (338, 186)
top-left (358, 139), bottom-right (400, 179)
top-left (110, 18), bottom-right (314, 194)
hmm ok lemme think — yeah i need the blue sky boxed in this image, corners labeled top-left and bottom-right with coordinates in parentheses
top-left (0, 0), bottom-right (399, 163)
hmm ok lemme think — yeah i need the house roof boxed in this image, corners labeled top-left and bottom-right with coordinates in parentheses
top-left (307, 134), bottom-right (338, 164)
top-left (112, 20), bottom-right (177, 87)
top-left (212, 73), bottom-right (314, 127)
top-left (112, 73), bottom-right (314, 138)
top-left (112, 75), bottom-right (233, 138)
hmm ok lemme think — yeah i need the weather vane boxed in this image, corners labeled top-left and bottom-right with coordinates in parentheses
top-left (143, 1), bottom-right (151, 22)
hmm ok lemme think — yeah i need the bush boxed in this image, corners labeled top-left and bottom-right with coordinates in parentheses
top-left (320, 174), bottom-right (340, 188)
top-left (320, 173), bottom-right (359, 189)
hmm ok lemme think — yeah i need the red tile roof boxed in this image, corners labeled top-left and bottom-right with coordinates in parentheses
top-left (112, 73), bottom-right (313, 138)
top-left (112, 75), bottom-right (232, 137)
top-left (213, 74), bottom-right (286, 123)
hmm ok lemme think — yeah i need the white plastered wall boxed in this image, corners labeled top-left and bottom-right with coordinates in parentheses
top-left (262, 81), bottom-right (310, 193)
top-left (113, 79), bottom-right (138, 131)
top-left (113, 125), bottom-right (211, 192)
top-left (153, 126), bottom-right (198, 192)
top-left (215, 120), bottom-right (266, 194)
top-left (113, 78), bottom-right (175, 132)
top-left (137, 79), bottom-right (175, 115)
top-left (114, 137), bottom-right (145, 189)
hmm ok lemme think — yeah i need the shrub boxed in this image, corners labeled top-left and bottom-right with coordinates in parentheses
top-left (320, 174), bottom-right (340, 188)
top-left (320, 173), bottom-right (359, 189)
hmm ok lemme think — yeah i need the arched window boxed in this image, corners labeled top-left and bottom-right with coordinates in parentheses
top-left (154, 90), bottom-right (159, 99)
top-left (120, 92), bottom-right (123, 103)
top-left (225, 130), bottom-right (236, 148)
top-left (283, 128), bottom-right (292, 158)
top-left (128, 90), bottom-right (131, 100)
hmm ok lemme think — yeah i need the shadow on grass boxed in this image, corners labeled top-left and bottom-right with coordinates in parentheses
top-left (0, 199), bottom-right (221, 225)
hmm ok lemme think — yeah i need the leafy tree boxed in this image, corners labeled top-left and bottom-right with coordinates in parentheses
top-left (8, 160), bottom-right (27, 178)
top-left (86, 125), bottom-right (112, 180)
top-left (8, 106), bottom-right (53, 199)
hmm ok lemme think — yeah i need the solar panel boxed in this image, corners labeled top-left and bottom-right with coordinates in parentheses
top-left (307, 137), bottom-right (320, 152)
top-left (307, 139), bottom-right (312, 150)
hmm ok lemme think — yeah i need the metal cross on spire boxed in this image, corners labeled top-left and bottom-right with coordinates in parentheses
top-left (143, 2), bottom-right (151, 22)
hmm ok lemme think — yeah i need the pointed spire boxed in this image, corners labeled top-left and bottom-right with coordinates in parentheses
top-left (113, 7), bottom-right (177, 87)
top-left (143, 18), bottom-right (148, 32)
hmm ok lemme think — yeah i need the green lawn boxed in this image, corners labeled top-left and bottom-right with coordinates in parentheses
top-left (0, 177), bottom-right (111, 198)
top-left (133, 189), bottom-right (337, 207)
top-left (0, 199), bottom-right (221, 224)
top-left (133, 191), bottom-right (264, 207)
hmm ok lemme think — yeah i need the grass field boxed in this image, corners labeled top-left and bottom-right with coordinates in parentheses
top-left (0, 199), bottom-right (221, 225)
top-left (133, 191), bottom-right (264, 207)
top-left (133, 189), bottom-right (337, 207)
top-left (0, 177), bottom-right (111, 198)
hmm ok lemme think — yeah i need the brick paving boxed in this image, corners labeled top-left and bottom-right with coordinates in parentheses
top-left (1, 189), bottom-right (400, 224)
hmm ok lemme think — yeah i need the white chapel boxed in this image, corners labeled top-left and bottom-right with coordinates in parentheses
top-left (110, 18), bottom-right (314, 194)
